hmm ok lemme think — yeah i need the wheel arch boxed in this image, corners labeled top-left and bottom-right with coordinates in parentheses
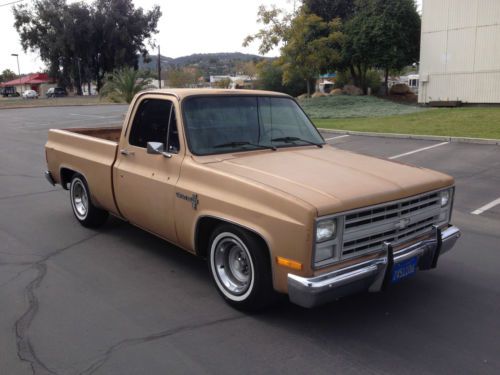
top-left (59, 167), bottom-right (90, 191)
top-left (195, 216), bottom-right (272, 263)
top-left (60, 167), bottom-right (77, 190)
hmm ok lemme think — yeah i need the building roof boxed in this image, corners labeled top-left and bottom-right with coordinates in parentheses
top-left (0, 73), bottom-right (50, 87)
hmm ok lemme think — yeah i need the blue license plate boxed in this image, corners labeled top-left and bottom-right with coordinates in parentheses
top-left (391, 256), bottom-right (418, 284)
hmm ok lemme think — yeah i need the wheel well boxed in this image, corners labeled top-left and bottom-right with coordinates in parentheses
top-left (195, 217), bottom-right (271, 262)
top-left (60, 168), bottom-right (77, 190)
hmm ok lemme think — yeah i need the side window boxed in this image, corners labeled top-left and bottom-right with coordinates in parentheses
top-left (167, 108), bottom-right (180, 153)
top-left (129, 99), bottom-right (172, 148)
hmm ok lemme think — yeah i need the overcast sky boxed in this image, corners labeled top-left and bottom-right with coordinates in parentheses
top-left (0, 0), bottom-right (422, 74)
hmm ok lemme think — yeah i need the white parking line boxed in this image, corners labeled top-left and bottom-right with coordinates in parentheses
top-left (471, 198), bottom-right (500, 215)
top-left (325, 135), bottom-right (350, 141)
top-left (388, 142), bottom-right (449, 160)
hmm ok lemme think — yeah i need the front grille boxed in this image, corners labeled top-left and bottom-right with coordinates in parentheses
top-left (341, 192), bottom-right (441, 259)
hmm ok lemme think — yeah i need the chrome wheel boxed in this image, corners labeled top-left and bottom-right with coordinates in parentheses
top-left (210, 232), bottom-right (255, 301)
top-left (71, 178), bottom-right (88, 220)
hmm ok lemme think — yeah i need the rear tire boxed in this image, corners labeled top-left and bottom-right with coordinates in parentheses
top-left (208, 224), bottom-right (274, 311)
top-left (69, 174), bottom-right (108, 228)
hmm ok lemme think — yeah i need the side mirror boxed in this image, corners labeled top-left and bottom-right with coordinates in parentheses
top-left (147, 142), bottom-right (165, 154)
top-left (146, 142), bottom-right (172, 158)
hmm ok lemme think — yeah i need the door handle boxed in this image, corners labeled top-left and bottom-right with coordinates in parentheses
top-left (120, 149), bottom-right (135, 156)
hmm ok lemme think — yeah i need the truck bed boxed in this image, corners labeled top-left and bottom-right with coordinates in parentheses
top-left (45, 126), bottom-right (122, 215)
top-left (66, 126), bottom-right (122, 142)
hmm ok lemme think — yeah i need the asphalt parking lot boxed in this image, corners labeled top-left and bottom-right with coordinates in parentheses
top-left (1, 105), bottom-right (499, 375)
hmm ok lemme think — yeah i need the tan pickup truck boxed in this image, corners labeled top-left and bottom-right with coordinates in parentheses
top-left (44, 89), bottom-right (460, 309)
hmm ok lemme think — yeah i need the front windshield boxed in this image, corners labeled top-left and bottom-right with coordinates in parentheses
top-left (182, 96), bottom-right (324, 155)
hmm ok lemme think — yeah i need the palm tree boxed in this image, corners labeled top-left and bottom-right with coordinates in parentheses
top-left (100, 67), bottom-right (153, 103)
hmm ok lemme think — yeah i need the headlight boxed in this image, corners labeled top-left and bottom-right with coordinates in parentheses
top-left (440, 190), bottom-right (450, 207)
top-left (316, 219), bottom-right (336, 242)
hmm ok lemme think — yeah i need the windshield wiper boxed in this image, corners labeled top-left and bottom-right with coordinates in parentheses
top-left (271, 136), bottom-right (323, 148)
top-left (214, 141), bottom-right (277, 151)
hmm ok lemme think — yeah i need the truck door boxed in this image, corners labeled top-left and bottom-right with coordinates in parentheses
top-left (113, 95), bottom-right (182, 241)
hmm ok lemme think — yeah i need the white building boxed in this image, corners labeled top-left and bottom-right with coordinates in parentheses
top-left (419, 0), bottom-right (500, 104)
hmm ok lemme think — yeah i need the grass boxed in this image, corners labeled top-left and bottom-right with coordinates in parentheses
top-left (0, 96), bottom-right (116, 109)
top-left (312, 107), bottom-right (500, 139)
top-left (299, 95), bottom-right (426, 119)
top-left (299, 95), bottom-right (500, 139)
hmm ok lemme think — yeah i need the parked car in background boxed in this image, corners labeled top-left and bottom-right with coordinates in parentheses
top-left (1, 86), bottom-right (20, 97)
top-left (46, 87), bottom-right (68, 98)
top-left (22, 89), bottom-right (39, 99)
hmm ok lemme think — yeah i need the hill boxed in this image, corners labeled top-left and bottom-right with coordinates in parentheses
top-left (140, 52), bottom-right (270, 77)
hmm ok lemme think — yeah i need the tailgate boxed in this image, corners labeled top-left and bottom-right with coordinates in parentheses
top-left (45, 129), bottom-right (120, 215)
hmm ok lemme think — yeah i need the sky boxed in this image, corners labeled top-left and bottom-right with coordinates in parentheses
top-left (0, 0), bottom-right (422, 75)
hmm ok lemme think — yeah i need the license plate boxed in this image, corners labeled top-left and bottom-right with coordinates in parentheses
top-left (391, 256), bottom-right (418, 284)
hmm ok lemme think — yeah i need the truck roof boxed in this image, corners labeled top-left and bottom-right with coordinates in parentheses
top-left (144, 88), bottom-right (291, 100)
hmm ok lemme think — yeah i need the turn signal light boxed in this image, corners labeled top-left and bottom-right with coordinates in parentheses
top-left (276, 256), bottom-right (303, 270)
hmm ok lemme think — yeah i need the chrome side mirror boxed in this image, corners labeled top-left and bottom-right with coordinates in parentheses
top-left (146, 142), bottom-right (172, 158)
top-left (147, 142), bottom-right (165, 154)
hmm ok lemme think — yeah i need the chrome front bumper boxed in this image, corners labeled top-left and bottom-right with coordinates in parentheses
top-left (288, 225), bottom-right (461, 308)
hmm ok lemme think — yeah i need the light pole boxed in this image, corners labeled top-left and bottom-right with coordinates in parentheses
top-left (11, 53), bottom-right (21, 78)
top-left (157, 45), bottom-right (162, 89)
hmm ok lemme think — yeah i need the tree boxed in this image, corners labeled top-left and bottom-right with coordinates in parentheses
top-left (281, 12), bottom-right (343, 96)
top-left (166, 68), bottom-right (199, 88)
top-left (212, 78), bottom-right (231, 89)
top-left (255, 60), bottom-right (306, 97)
top-left (243, 5), bottom-right (294, 55)
top-left (235, 61), bottom-right (258, 79)
top-left (245, 7), bottom-right (343, 96)
top-left (373, 0), bottom-right (421, 94)
top-left (13, 0), bottom-right (161, 92)
top-left (91, 0), bottom-right (161, 90)
top-left (100, 67), bottom-right (152, 103)
top-left (305, 0), bottom-right (421, 94)
top-left (1, 69), bottom-right (17, 82)
top-left (303, 0), bottom-right (356, 22)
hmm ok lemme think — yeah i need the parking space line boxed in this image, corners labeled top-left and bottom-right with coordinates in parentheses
top-left (325, 135), bottom-right (350, 141)
top-left (388, 142), bottom-right (449, 160)
top-left (471, 198), bottom-right (500, 215)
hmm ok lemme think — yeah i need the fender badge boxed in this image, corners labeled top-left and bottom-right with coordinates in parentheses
top-left (176, 192), bottom-right (199, 210)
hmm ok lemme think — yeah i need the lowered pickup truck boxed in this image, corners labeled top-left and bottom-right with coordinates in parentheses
top-left (45, 89), bottom-right (460, 310)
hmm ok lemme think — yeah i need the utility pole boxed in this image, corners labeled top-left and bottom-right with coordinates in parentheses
top-left (77, 58), bottom-right (82, 95)
top-left (157, 45), bottom-right (162, 89)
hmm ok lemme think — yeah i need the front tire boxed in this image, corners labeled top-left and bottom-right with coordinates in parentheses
top-left (69, 174), bottom-right (108, 228)
top-left (208, 225), bottom-right (274, 311)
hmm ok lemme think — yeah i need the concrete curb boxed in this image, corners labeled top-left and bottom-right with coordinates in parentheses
top-left (0, 103), bottom-right (124, 110)
top-left (319, 128), bottom-right (500, 145)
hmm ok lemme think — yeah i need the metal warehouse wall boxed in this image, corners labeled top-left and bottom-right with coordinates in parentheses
top-left (419, 0), bottom-right (500, 104)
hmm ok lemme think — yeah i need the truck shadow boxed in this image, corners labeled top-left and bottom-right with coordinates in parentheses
top-left (103, 216), bottom-right (463, 344)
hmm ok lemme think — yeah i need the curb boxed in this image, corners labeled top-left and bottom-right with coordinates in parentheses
top-left (0, 103), bottom-right (124, 110)
top-left (319, 128), bottom-right (500, 145)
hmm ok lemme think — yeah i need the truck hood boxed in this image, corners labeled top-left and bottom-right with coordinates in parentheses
top-left (200, 146), bottom-right (454, 216)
